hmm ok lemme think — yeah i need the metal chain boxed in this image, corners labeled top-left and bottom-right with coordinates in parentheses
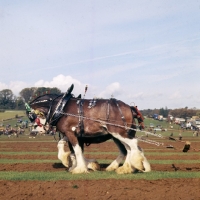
top-left (57, 111), bottom-right (198, 151)
top-left (59, 111), bottom-right (165, 139)
top-left (136, 136), bottom-right (164, 146)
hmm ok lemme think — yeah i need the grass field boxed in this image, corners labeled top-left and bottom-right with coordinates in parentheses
top-left (0, 130), bottom-right (199, 181)
top-left (0, 115), bottom-right (200, 199)
top-left (0, 110), bottom-right (27, 127)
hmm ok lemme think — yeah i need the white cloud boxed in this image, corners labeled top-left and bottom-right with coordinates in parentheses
top-left (98, 82), bottom-right (122, 98)
top-left (0, 81), bottom-right (28, 96)
top-left (169, 91), bottom-right (182, 100)
top-left (0, 1), bottom-right (200, 110)
top-left (0, 82), bottom-right (7, 90)
top-left (34, 74), bottom-right (84, 94)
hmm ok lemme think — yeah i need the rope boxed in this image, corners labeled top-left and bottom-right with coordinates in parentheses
top-left (59, 111), bottom-right (164, 138)
top-left (56, 111), bottom-right (199, 151)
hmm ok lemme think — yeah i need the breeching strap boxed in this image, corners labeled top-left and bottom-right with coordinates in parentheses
top-left (112, 98), bottom-right (127, 129)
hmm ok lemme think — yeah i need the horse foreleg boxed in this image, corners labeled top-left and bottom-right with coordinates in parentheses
top-left (70, 144), bottom-right (89, 174)
top-left (57, 140), bottom-right (72, 168)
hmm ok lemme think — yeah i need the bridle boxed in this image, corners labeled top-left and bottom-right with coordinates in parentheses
top-left (29, 94), bottom-right (62, 125)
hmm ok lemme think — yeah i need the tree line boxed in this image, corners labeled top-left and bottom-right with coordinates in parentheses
top-left (141, 107), bottom-right (200, 119)
top-left (0, 87), bottom-right (61, 110)
top-left (0, 87), bottom-right (199, 119)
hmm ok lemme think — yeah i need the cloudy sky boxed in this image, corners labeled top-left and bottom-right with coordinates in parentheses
top-left (0, 1), bottom-right (200, 109)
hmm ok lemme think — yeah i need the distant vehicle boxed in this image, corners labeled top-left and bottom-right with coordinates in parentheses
top-left (158, 115), bottom-right (163, 121)
top-left (190, 120), bottom-right (200, 130)
top-left (153, 114), bottom-right (158, 120)
top-left (185, 121), bottom-right (192, 129)
top-left (153, 128), bottom-right (162, 131)
top-left (180, 123), bottom-right (186, 129)
top-left (17, 119), bottom-right (22, 123)
top-left (174, 118), bottom-right (185, 124)
top-left (150, 123), bottom-right (154, 128)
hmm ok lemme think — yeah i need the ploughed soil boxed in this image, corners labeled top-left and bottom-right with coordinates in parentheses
top-left (0, 136), bottom-right (200, 200)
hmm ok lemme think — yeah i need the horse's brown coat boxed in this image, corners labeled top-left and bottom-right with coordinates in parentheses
top-left (29, 91), bottom-right (150, 174)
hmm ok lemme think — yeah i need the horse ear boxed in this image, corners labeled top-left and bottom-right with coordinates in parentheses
top-left (77, 94), bottom-right (81, 98)
top-left (67, 84), bottom-right (74, 94)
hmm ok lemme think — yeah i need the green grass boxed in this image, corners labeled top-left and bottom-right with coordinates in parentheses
top-left (96, 159), bottom-right (200, 164)
top-left (1, 151), bottom-right (200, 156)
top-left (0, 151), bottom-right (57, 155)
top-left (144, 118), bottom-right (179, 129)
top-left (0, 171), bottom-right (199, 181)
top-left (0, 114), bottom-right (199, 182)
top-left (0, 110), bottom-right (26, 122)
top-left (1, 159), bottom-right (200, 165)
top-left (0, 159), bottom-right (58, 164)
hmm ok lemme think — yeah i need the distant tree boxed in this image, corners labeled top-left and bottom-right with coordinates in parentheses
top-left (159, 107), bottom-right (169, 117)
top-left (195, 111), bottom-right (200, 118)
top-left (20, 87), bottom-right (62, 102)
top-left (0, 89), bottom-right (16, 109)
top-left (33, 87), bottom-right (61, 99)
top-left (20, 87), bottom-right (37, 103)
top-left (169, 108), bottom-right (196, 119)
top-left (15, 97), bottom-right (25, 110)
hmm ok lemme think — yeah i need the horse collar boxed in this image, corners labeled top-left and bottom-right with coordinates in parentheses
top-left (48, 93), bottom-right (73, 126)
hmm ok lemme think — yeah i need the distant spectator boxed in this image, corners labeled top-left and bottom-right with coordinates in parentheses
top-left (179, 132), bottom-right (182, 140)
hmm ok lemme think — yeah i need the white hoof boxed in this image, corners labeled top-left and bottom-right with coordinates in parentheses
top-left (115, 163), bottom-right (133, 174)
top-left (87, 161), bottom-right (100, 171)
top-left (71, 166), bottom-right (89, 174)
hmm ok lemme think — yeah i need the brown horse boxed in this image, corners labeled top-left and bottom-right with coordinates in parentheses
top-left (28, 84), bottom-right (151, 174)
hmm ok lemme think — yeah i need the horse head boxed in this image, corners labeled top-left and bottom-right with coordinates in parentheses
top-left (27, 84), bottom-right (74, 125)
top-left (27, 93), bottom-right (60, 123)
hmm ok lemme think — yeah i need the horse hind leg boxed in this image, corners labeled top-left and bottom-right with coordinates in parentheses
top-left (115, 144), bottom-right (133, 174)
top-left (106, 137), bottom-right (126, 172)
top-left (106, 152), bottom-right (125, 172)
top-left (129, 140), bottom-right (151, 172)
top-left (142, 156), bottom-right (151, 172)
top-left (138, 148), bottom-right (151, 172)
top-left (112, 135), bottom-right (150, 173)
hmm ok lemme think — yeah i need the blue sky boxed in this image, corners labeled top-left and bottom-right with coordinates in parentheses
top-left (0, 0), bottom-right (200, 109)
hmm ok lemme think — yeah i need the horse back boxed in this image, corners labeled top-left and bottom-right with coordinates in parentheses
top-left (58, 98), bottom-right (133, 137)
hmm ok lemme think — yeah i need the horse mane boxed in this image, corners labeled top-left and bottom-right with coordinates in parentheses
top-left (29, 93), bottom-right (62, 105)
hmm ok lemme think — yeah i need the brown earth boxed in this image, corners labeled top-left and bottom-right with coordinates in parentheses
top-left (0, 179), bottom-right (200, 200)
top-left (0, 137), bottom-right (200, 200)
